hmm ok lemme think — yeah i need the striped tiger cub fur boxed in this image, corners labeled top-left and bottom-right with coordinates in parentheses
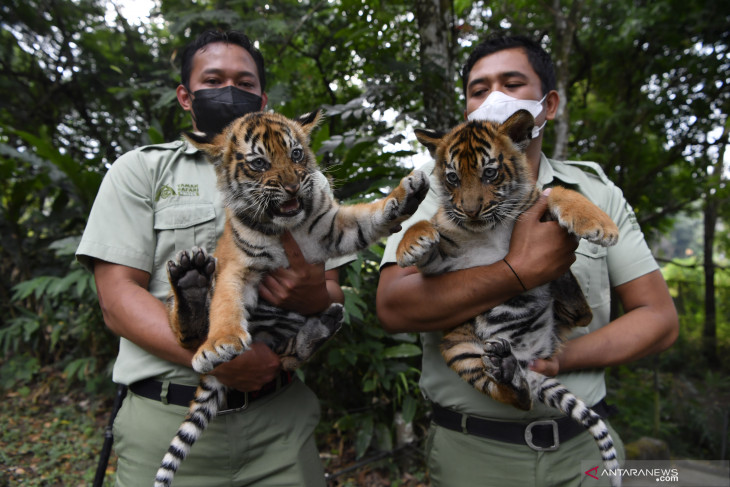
top-left (155, 110), bottom-right (429, 487)
top-left (396, 109), bottom-right (621, 485)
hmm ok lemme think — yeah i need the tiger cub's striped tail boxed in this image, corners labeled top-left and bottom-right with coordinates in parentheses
top-left (536, 374), bottom-right (621, 487)
top-left (154, 375), bottom-right (224, 487)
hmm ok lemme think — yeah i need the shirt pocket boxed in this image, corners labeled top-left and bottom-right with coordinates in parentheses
top-left (572, 241), bottom-right (610, 308)
top-left (152, 203), bottom-right (218, 285)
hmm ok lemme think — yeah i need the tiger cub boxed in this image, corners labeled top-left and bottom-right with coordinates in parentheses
top-left (396, 109), bottom-right (621, 484)
top-left (155, 110), bottom-right (429, 487)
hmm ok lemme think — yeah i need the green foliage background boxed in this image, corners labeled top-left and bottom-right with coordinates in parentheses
top-left (1, 0), bottom-right (729, 482)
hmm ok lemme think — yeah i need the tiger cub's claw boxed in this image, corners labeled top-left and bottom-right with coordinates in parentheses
top-left (192, 333), bottom-right (252, 374)
top-left (396, 220), bottom-right (440, 268)
top-left (384, 170), bottom-right (430, 231)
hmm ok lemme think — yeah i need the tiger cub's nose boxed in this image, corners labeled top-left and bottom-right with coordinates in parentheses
top-left (284, 183), bottom-right (300, 195)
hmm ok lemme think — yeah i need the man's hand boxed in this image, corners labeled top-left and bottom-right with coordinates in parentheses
top-left (506, 188), bottom-right (579, 290)
top-left (210, 342), bottom-right (281, 391)
top-left (529, 356), bottom-right (560, 377)
top-left (258, 231), bottom-right (333, 315)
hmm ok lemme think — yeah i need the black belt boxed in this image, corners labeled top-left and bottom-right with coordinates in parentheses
top-left (432, 399), bottom-right (615, 451)
top-left (129, 371), bottom-right (293, 415)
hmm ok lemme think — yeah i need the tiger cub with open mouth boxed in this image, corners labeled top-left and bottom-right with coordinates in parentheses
top-left (155, 109), bottom-right (429, 486)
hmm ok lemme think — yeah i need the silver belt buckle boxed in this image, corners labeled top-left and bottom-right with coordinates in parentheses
top-left (524, 419), bottom-right (559, 451)
top-left (217, 392), bottom-right (249, 416)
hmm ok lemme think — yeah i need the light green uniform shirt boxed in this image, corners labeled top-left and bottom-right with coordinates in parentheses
top-left (77, 139), bottom-right (350, 387)
top-left (380, 154), bottom-right (658, 420)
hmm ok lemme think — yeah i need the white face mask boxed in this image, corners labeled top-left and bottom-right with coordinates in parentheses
top-left (468, 91), bottom-right (547, 138)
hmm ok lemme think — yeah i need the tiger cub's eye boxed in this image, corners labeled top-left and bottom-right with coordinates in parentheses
top-left (445, 172), bottom-right (460, 186)
top-left (291, 148), bottom-right (304, 163)
top-left (483, 167), bottom-right (498, 180)
top-left (250, 158), bottom-right (269, 171)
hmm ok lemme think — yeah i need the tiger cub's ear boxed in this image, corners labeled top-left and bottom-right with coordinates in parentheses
top-left (184, 130), bottom-right (228, 162)
top-left (414, 128), bottom-right (445, 159)
top-left (294, 109), bottom-right (323, 139)
top-left (499, 109), bottom-right (535, 152)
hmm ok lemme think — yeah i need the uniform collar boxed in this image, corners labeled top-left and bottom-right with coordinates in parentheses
top-left (536, 152), bottom-right (581, 187)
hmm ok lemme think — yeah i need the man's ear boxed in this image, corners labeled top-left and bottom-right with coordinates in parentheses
top-left (260, 92), bottom-right (268, 110)
top-left (176, 84), bottom-right (192, 112)
top-left (545, 90), bottom-right (559, 121)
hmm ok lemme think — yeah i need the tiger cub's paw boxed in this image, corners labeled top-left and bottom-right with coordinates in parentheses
top-left (281, 303), bottom-right (345, 371)
top-left (482, 338), bottom-right (520, 384)
top-left (482, 338), bottom-right (532, 410)
top-left (396, 220), bottom-right (440, 268)
top-left (383, 170), bottom-right (430, 231)
top-left (549, 188), bottom-right (619, 247)
top-left (168, 247), bottom-right (216, 298)
top-left (167, 247), bottom-right (217, 349)
top-left (562, 208), bottom-right (619, 247)
top-left (319, 302), bottom-right (345, 335)
top-left (192, 332), bottom-right (252, 373)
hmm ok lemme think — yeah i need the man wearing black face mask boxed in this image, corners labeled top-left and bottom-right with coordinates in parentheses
top-left (176, 34), bottom-right (268, 136)
top-left (187, 85), bottom-right (264, 134)
top-left (77, 30), bottom-right (342, 486)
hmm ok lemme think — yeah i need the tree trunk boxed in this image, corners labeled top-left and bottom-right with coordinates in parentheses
top-left (415, 0), bottom-right (458, 131)
top-left (550, 0), bottom-right (583, 160)
top-left (703, 127), bottom-right (728, 366)
top-left (703, 194), bottom-right (718, 366)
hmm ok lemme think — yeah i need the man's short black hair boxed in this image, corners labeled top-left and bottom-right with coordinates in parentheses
top-left (461, 34), bottom-right (556, 96)
top-left (180, 29), bottom-right (266, 91)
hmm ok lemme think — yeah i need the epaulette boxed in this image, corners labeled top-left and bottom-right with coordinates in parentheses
top-left (138, 140), bottom-right (185, 152)
top-left (562, 160), bottom-right (611, 185)
top-left (138, 139), bottom-right (203, 156)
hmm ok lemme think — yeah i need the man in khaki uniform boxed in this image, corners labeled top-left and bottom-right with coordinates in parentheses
top-left (376, 35), bottom-right (678, 486)
top-left (77, 30), bottom-right (346, 486)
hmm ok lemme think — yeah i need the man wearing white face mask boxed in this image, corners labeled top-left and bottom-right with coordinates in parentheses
top-left (468, 90), bottom-right (548, 139)
top-left (377, 35), bottom-right (678, 486)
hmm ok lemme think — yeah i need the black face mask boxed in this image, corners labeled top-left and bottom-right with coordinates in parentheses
top-left (190, 86), bottom-right (263, 134)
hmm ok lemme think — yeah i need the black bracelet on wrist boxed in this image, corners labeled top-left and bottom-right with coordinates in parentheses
top-left (503, 258), bottom-right (527, 292)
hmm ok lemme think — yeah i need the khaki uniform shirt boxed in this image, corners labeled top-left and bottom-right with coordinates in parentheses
top-left (77, 140), bottom-right (350, 386)
top-left (380, 154), bottom-right (658, 420)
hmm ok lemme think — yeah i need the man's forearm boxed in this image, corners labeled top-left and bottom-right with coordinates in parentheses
top-left (541, 270), bottom-right (679, 375)
top-left (94, 259), bottom-right (288, 391)
top-left (95, 260), bottom-right (195, 367)
top-left (109, 297), bottom-right (194, 367)
top-left (376, 261), bottom-right (526, 333)
top-left (377, 191), bottom-right (582, 334)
